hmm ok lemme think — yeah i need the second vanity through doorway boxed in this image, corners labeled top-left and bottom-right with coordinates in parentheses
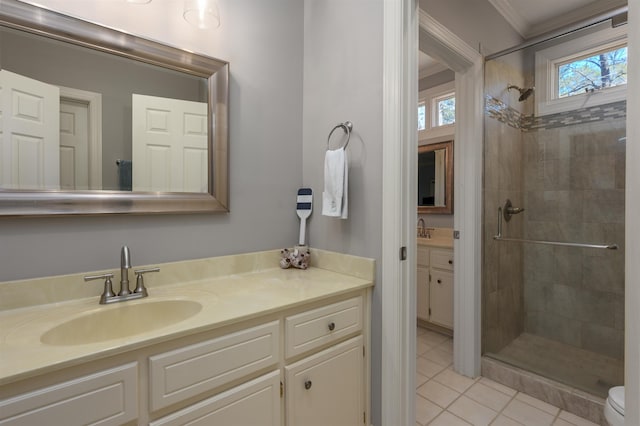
top-left (416, 228), bottom-right (454, 335)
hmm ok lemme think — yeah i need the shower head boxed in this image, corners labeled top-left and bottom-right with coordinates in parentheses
top-left (507, 84), bottom-right (535, 101)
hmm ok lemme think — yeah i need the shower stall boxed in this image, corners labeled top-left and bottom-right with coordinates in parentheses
top-left (481, 15), bottom-right (626, 413)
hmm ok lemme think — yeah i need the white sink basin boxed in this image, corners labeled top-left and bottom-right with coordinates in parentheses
top-left (41, 300), bottom-right (202, 346)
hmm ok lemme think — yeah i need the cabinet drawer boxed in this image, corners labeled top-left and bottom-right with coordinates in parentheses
top-left (0, 363), bottom-right (137, 426)
top-left (149, 321), bottom-right (279, 411)
top-left (150, 370), bottom-right (281, 426)
top-left (430, 249), bottom-right (453, 271)
top-left (285, 296), bottom-right (362, 358)
top-left (417, 245), bottom-right (430, 267)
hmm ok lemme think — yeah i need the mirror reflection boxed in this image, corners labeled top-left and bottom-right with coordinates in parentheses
top-left (418, 140), bottom-right (453, 214)
top-left (1, 25), bottom-right (208, 193)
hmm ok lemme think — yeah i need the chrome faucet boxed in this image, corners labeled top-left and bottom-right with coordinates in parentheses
top-left (119, 245), bottom-right (132, 296)
top-left (84, 245), bottom-right (159, 304)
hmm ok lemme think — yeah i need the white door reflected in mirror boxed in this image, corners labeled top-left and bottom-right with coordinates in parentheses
top-left (132, 94), bottom-right (208, 193)
top-left (0, 70), bottom-right (60, 190)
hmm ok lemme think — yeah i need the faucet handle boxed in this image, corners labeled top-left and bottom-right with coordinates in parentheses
top-left (84, 273), bottom-right (115, 304)
top-left (133, 267), bottom-right (160, 296)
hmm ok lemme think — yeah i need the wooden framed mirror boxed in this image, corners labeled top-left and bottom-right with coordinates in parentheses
top-left (417, 140), bottom-right (453, 214)
top-left (0, 0), bottom-right (229, 216)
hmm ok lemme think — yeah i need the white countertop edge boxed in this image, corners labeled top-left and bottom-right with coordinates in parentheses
top-left (416, 237), bottom-right (454, 249)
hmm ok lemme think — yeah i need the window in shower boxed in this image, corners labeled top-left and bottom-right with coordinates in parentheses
top-left (535, 24), bottom-right (627, 116)
top-left (558, 45), bottom-right (627, 97)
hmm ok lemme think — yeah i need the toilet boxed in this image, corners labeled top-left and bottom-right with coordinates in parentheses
top-left (604, 386), bottom-right (625, 426)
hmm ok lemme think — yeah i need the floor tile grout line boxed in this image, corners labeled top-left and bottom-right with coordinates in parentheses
top-left (427, 408), bottom-right (473, 425)
top-left (416, 330), bottom-right (593, 426)
top-left (488, 390), bottom-right (522, 425)
top-left (463, 378), bottom-right (518, 426)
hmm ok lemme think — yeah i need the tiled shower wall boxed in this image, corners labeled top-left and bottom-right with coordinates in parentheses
top-left (482, 59), bottom-right (527, 354)
top-left (483, 65), bottom-right (626, 360)
top-left (522, 117), bottom-right (626, 360)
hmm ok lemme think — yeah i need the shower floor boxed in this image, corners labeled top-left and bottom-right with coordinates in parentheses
top-left (487, 333), bottom-right (624, 398)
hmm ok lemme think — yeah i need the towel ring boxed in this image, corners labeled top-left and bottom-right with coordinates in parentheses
top-left (327, 121), bottom-right (353, 150)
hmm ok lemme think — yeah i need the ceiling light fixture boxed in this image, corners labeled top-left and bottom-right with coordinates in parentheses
top-left (183, 0), bottom-right (220, 30)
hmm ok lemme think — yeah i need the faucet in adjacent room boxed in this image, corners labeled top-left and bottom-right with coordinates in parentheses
top-left (417, 217), bottom-right (425, 238)
top-left (84, 245), bottom-right (160, 304)
top-left (417, 217), bottom-right (433, 239)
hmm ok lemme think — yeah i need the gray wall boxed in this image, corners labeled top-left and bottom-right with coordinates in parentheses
top-left (418, 69), bottom-right (454, 91)
top-left (0, 0), bottom-right (304, 281)
top-left (302, 0), bottom-right (383, 423)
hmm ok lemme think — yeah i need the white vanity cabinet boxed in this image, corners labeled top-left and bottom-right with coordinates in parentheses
top-left (416, 245), bottom-right (454, 331)
top-left (0, 290), bottom-right (370, 426)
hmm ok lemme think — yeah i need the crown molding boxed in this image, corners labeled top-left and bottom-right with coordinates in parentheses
top-left (488, 0), bottom-right (530, 37)
top-left (490, 0), bottom-right (627, 39)
top-left (526, 0), bottom-right (627, 38)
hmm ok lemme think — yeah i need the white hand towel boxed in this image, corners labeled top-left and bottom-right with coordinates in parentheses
top-left (322, 147), bottom-right (348, 219)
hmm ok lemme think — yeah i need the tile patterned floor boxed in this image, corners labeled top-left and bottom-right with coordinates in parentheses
top-left (415, 327), bottom-right (601, 426)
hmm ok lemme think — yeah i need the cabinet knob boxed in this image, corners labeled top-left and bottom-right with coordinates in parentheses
top-left (437, 279), bottom-right (442, 284)
top-left (448, 260), bottom-right (453, 265)
top-left (328, 322), bottom-right (336, 331)
top-left (304, 380), bottom-right (312, 390)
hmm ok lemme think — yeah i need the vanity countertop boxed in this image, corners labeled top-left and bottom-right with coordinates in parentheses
top-left (0, 249), bottom-right (374, 386)
top-left (416, 228), bottom-right (454, 249)
top-left (417, 237), bottom-right (453, 249)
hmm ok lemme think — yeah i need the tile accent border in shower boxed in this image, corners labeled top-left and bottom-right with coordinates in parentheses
top-left (485, 95), bottom-right (627, 132)
top-left (485, 95), bottom-right (525, 129)
top-left (481, 357), bottom-right (607, 425)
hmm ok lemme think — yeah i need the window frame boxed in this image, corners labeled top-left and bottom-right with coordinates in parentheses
top-left (418, 80), bottom-right (455, 141)
top-left (417, 101), bottom-right (427, 131)
top-left (535, 24), bottom-right (627, 116)
top-left (434, 92), bottom-right (456, 127)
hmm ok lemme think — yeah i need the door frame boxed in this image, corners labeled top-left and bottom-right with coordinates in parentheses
top-left (381, 4), bottom-right (484, 424)
top-left (59, 86), bottom-right (102, 190)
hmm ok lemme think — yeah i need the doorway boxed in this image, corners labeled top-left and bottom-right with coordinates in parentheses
top-left (381, 7), bottom-right (484, 425)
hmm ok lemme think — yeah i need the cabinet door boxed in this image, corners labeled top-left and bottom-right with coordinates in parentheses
top-left (416, 265), bottom-right (430, 321)
top-left (429, 269), bottom-right (453, 329)
top-left (285, 336), bottom-right (363, 426)
top-left (150, 370), bottom-right (281, 426)
top-left (417, 245), bottom-right (430, 267)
